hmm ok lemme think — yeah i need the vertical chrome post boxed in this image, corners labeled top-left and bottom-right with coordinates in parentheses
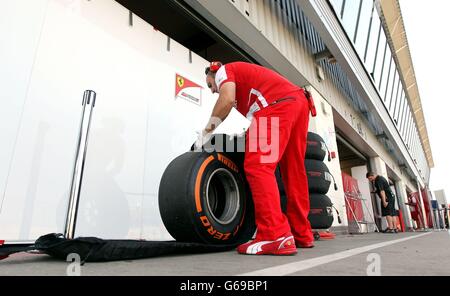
top-left (64, 90), bottom-right (96, 239)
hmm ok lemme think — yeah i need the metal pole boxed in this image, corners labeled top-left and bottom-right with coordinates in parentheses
top-left (362, 195), bottom-right (380, 233)
top-left (416, 180), bottom-right (427, 230)
top-left (345, 192), bottom-right (362, 234)
top-left (64, 90), bottom-right (96, 239)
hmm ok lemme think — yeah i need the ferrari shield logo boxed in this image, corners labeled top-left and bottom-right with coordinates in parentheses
top-left (175, 74), bottom-right (203, 106)
top-left (177, 76), bottom-right (185, 88)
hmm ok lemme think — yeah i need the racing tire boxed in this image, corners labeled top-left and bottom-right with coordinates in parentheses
top-left (277, 160), bottom-right (332, 210)
top-left (309, 194), bottom-right (334, 230)
top-left (159, 151), bottom-right (255, 245)
top-left (276, 167), bottom-right (287, 213)
top-left (305, 159), bottom-right (332, 194)
top-left (306, 132), bottom-right (327, 161)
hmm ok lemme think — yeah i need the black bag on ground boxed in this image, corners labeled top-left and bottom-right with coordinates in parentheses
top-left (0, 233), bottom-right (236, 263)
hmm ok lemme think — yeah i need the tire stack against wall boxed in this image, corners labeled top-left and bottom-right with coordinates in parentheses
top-left (277, 132), bottom-right (336, 231)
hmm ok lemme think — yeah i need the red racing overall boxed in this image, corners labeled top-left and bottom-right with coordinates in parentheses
top-left (214, 62), bottom-right (316, 245)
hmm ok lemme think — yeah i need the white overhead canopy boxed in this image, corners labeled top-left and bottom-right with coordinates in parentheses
top-left (379, 0), bottom-right (434, 168)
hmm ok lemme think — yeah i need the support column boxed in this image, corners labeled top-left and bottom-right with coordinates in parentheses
top-left (308, 86), bottom-right (348, 232)
top-left (395, 180), bottom-right (414, 231)
top-left (369, 157), bottom-right (388, 230)
top-left (369, 157), bottom-right (388, 179)
top-left (447, 208), bottom-right (450, 230)
top-left (425, 187), bottom-right (437, 229)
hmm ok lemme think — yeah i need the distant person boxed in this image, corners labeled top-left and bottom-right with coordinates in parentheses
top-left (392, 209), bottom-right (400, 232)
top-left (366, 172), bottom-right (397, 233)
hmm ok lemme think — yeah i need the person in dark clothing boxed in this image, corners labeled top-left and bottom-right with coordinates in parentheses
top-left (366, 172), bottom-right (397, 233)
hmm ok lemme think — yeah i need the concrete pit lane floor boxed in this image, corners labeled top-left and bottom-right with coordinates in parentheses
top-left (1, 231), bottom-right (449, 276)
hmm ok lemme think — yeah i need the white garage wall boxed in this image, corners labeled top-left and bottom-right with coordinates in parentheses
top-left (0, 0), bottom-right (48, 230)
top-left (0, 0), bottom-right (248, 240)
top-left (307, 87), bottom-right (348, 228)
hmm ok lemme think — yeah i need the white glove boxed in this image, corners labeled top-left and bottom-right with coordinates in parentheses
top-left (193, 130), bottom-right (213, 151)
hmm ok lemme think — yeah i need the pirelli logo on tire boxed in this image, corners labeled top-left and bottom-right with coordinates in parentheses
top-left (217, 153), bottom-right (239, 173)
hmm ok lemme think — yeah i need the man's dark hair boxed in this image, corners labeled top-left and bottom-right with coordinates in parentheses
top-left (366, 172), bottom-right (376, 178)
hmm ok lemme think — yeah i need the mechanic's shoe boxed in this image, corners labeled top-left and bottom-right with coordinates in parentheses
top-left (237, 233), bottom-right (297, 255)
top-left (296, 241), bottom-right (315, 248)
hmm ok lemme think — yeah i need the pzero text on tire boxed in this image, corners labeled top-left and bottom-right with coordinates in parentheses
top-left (309, 194), bottom-right (334, 230)
top-left (306, 132), bottom-right (327, 161)
top-left (305, 159), bottom-right (332, 194)
top-left (158, 152), bottom-right (255, 245)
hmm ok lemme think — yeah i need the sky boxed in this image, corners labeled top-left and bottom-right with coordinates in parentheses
top-left (399, 0), bottom-right (450, 198)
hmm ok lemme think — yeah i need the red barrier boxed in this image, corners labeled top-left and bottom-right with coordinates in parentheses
top-left (407, 192), bottom-right (424, 229)
top-left (397, 208), bottom-right (405, 232)
top-left (342, 173), bottom-right (364, 222)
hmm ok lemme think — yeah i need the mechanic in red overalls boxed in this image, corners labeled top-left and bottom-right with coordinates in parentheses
top-left (195, 61), bottom-right (316, 255)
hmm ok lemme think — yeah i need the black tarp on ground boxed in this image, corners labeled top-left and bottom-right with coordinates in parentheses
top-left (0, 233), bottom-right (236, 263)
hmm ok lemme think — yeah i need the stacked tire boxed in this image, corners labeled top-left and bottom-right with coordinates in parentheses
top-left (277, 132), bottom-right (335, 229)
top-left (305, 132), bottom-right (334, 230)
